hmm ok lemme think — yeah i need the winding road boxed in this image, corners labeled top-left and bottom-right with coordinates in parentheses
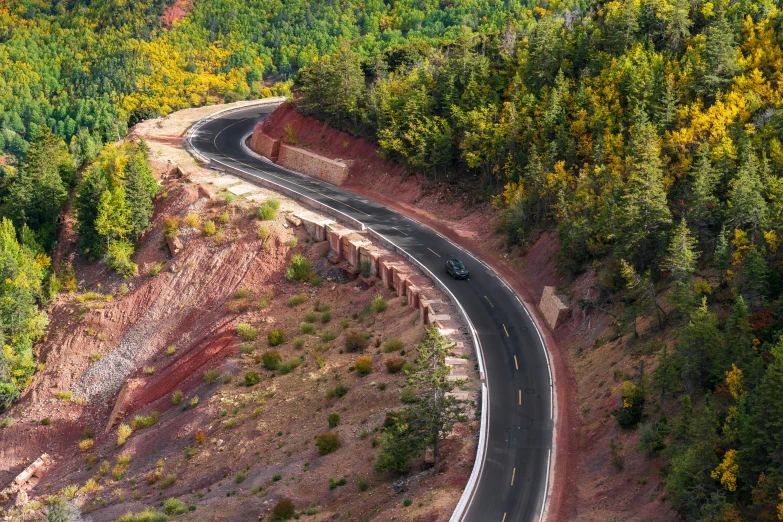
top-left (188, 103), bottom-right (554, 522)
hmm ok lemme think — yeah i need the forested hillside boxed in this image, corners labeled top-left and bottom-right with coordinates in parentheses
top-left (0, 0), bottom-right (556, 410)
top-left (293, 1), bottom-right (783, 520)
top-left (2, 0), bottom-right (783, 518)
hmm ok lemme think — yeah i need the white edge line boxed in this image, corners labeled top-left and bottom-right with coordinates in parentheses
top-left (186, 107), bottom-right (555, 522)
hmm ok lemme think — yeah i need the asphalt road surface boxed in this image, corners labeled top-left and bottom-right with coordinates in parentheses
top-left (189, 104), bottom-right (554, 522)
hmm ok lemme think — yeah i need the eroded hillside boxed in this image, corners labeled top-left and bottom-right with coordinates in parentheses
top-left (0, 105), bottom-right (478, 522)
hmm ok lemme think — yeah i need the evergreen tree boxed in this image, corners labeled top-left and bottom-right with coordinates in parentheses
top-left (124, 148), bottom-right (158, 239)
top-left (695, 8), bottom-right (740, 99)
top-left (617, 113), bottom-right (672, 265)
top-left (727, 151), bottom-right (768, 234)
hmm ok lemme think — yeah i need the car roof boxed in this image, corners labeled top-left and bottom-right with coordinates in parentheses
top-left (450, 259), bottom-right (463, 264)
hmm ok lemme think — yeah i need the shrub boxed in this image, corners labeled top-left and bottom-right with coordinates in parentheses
top-left (117, 424), bottom-right (133, 446)
top-left (320, 329), bottom-right (336, 342)
top-left (235, 471), bottom-right (246, 483)
top-left (285, 254), bottom-right (315, 283)
top-left (266, 328), bottom-right (284, 347)
top-left (383, 339), bottom-right (404, 353)
top-left (294, 337), bottom-right (305, 349)
top-left (40, 417), bottom-right (51, 425)
top-left (360, 260), bottom-right (372, 278)
top-left (357, 476), bottom-right (368, 492)
top-left (304, 312), bottom-right (317, 323)
top-left (54, 390), bottom-right (72, 401)
top-left (166, 345), bottom-right (176, 356)
top-left (326, 385), bottom-right (349, 399)
top-left (257, 290), bottom-right (274, 309)
top-left (257, 223), bottom-right (271, 242)
top-left (400, 388), bottom-right (418, 404)
top-left (149, 262), bottom-right (164, 277)
top-left (78, 439), bottom-right (94, 451)
top-left (402, 361), bottom-right (416, 373)
top-left (189, 396), bottom-right (199, 408)
top-left (316, 432), bottom-right (341, 455)
top-left (287, 236), bottom-right (298, 248)
top-left (262, 350), bottom-right (282, 370)
top-left (613, 381), bottom-right (645, 429)
top-left (328, 413), bottom-right (340, 428)
top-left (132, 411), bottom-right (160, 429)
top-left (107, 240), bottom-right (138, 277)
top-left (329, 477), bottom-right (347, 489)
top-left (239, 343), bottom-right (255, 354)
top-left (245, 372), bottom-right (260, 386)
top-left (163, 216), bottom-right (181, 238)
top-left (321, 310), bottom-right (332, 323)
top-left (278, 358), bottom-right (302, 375)
top-left (113, 455), bottom-right (132, 480)
top-left (236, 323), bottom-right (259, 341)
top-left (218, 210), bottom-right (230, 224)
top-left (385, 355), bottom-right (405, 373)
top-left (163, 498), bottom-right (187, 515)
top-left (117, 508), bottom-right (167, 522)
top-left (371, 294), bottom-right (388, 313)
top-left (266, 198), bottom-right (281, 211)
top-left (183, 213), bottom-right (200, 228)
top-left (271, 498), bottom-right (295, 520)
top-left (300, 322), bottom-right (315, 334)
top-left (345, 331), bottom-right (368, 353)
top-left (258, 202), bottom-right (277, 220)
top-left (202, 220), bottom-right (217, 236)
top-left (287, 293), bottom-right (307, 307)
top-left (160, 473), bottom-right (177, 489)
top-left (143, 366), bottom-right (155, 375)
top-left (355, 356), bottom-right (372, 376)
top-left (404, 498), bottom-right (412, 507)
top-left (272, 473), bottom-right (282, 482)
top-left (203, 369), bottom-right (220, 384)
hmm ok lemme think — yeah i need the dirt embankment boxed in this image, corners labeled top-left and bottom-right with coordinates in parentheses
top-left (258, 102), bottom-right (679, 521)
top-left (0, 104), bottom-right (478, 522)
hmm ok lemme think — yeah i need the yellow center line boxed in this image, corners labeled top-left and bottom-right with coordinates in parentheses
top-left (392, 226), bottom-right (408, 236)
top-left (503, 324), bottom-right (509, 337)
top-left (514, 355), bottom-right (518, 370)
top-left (519, 389), bottom-right (522, 405)
top-left (212, 122), bottom-right (371, 216)
top-left (511, 467), bottom-right (516, 486)
top-left (502, 514), bottom-right (507, 522)
top-left (428, 248), bottom-right (440, 257)
top-left (484, 296), bottom-right (494, 308)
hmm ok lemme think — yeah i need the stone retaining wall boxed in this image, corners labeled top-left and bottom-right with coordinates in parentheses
top-left (248, 131), bottom-right (280, 160)
top-left (539, 286), bottom-right (570, 329)
top-left (247, 130), bottom-right (350, 186)
top-left (277, 144), bottom-right (349, 185)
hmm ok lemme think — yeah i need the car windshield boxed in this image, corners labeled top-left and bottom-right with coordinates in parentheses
top-left (452, 261), bottom-right (465, 269)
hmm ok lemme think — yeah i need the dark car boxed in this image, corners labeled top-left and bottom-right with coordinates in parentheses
top-left (446, 259), bottom-right (469, 279)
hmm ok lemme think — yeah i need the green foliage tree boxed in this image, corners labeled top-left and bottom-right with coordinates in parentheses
top-left (375, 327), bottom-right (467, 472)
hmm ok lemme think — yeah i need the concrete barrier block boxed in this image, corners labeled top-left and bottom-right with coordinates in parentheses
top-left (327, 224), bottom-right (349, 258)
top-left (343, 233), bottom-right (371, 266)
top-left (358, 245), bottom-right (383, 277)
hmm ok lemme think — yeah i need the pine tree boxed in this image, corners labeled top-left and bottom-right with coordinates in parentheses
top-left (617, 112), bottom-right (672, 266)
top-left (727, 150), bottom-right (768, 234)
top-left (676, 296), bottom-right (721, 392)
top-left (124, 150), bottom-right (158, 239)
top-left (695, 7), bottom-right (740, 99)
